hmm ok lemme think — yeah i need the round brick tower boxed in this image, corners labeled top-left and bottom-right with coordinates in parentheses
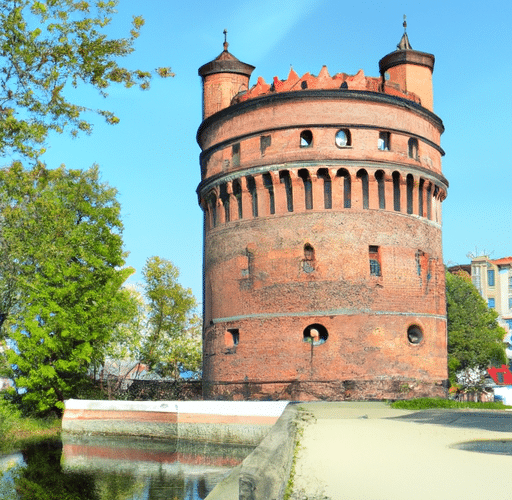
top-left (197, 29), bottom-right (449, 401)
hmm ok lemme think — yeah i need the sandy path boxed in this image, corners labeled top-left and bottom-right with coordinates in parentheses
top-left (292, 403), bottom-right (512, 500)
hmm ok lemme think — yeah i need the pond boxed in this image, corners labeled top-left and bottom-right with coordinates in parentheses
top-left (0, 434), bottom-right (254, 500)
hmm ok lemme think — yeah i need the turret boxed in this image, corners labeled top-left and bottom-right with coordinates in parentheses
top-left (198, 31), bottom-right (255, 120)
top-left (379, 18), bottom-right (435, 111)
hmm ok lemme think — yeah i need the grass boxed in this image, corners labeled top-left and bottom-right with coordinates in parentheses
top-left (389, 397), bottom-right (512, 410)
top-left (0, 399), bottom-right (61, 454)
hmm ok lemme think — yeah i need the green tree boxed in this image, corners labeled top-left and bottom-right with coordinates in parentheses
top-left (446, 270), bottom-right (507, 384)
top-left (0, 162), bottom-right (134, 415)
top-left (140, 256), bottom-right (200, 380)
top-left (0, 0), bottom-right (173, 160)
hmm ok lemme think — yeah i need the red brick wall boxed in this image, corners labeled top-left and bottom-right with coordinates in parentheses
top-left (198, 63), bottom-right (448, 401)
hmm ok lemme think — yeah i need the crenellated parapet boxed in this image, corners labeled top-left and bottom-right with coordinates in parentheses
top-left (233, 66), bottom-right (422, 106)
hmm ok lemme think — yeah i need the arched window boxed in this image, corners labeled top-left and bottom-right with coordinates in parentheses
top-left (337, 169), bottom-right (351, 208)
top-left (219, 183), bottom-right (230, 222)
top-left (408, 138), bottom-right (418, 160)
top-left (375, 170), bottom-right (385, 209)
top-left (335, 129), bottom-right (351, 148)
top-left (262, 173), bottom-right (275, 215)
top-left (317, 169), bottom-right (332, 209)
top-left (246, 176), bottom-right (258, 217)
top-left (207, 191), bottom-right (217, 228)
top-left (279, 170), bottom-right (293, 212)
top-left (426, 182), bottom-right (432, 220)
top-left (392, 171), bottom-right (401, 212)
top-left (357, 169), bottom-right (369, 209)
top-left (233, 179), bottom-right (243, 219)
top-left (406, 174), bottom-right (414, 215)
top-left (302, 243), bottom-right (315, 273)
top-left (418, 178), bottom-right (424, 217)
top-left (298, 169), bottom-right (313, 210)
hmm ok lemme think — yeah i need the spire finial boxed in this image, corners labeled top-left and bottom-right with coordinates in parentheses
top-left (397, 15), bottom-right (412, 50)
top-left (223, 29), bottom-right (228, 52)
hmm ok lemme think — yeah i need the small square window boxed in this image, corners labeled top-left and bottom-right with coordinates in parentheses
top-left (300, 130), bottom-right (313, 147)
top-left (488, 298), bottom-right (495, 309)
top-left (378, 132), bottom-right (390, 151)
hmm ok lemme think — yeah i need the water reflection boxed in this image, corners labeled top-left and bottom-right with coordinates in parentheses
top-left (0, 435), bottom-right (254, 500)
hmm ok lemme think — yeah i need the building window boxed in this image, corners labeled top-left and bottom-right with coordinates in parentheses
top-left (298, 169), bottom-right (313, 210)
top-left (375, 170), bottom-right (385, 209)
top-left (407, 325), bottom-right (423, 345)
top-left (303, 324), bottom-right (328, 345)
top-left (279, 170), bottom-right (293, 212)
top-left (488, 269), bottom-right (495, 287)
top-left (509, 276), bottom-right (512, 289)
top-left (392, 171), bottom-right (401, 212)
top-left (335, 129), bottom-right (351, 148)
top-left (369, 245), bottom-right (381, 277)
top-left (378, 132), bottom-right (390, 151)
top-left (302, 243), bottom-right (315, 273)
top-left (262, 173), bottom-right (275, 215)
top-left (246, 175), bottom-right (258, 217)
top-left (232, 143), bottom-right (240, 166)
top-left (357, 169), bottom-right (369, 209)
top-left (300, 130), bottom-right (313, 147)
top-left (317, 169), bottom-right (332, 209)
top-left (260, 135), bottom-right (271, 156)
top-left (337, 168), bottom-right (351, 208)
top-left (408, 138), bottom-right (418, 160)
top-left (509, 297), bottom-right (512, 310)
top-left (233, 179), bottom-right (242, 219)
top-left (488, 298), bottom-right (495, 309)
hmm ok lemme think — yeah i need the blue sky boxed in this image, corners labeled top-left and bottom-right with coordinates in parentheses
top-left (34, 0), bottom-right (512, 303)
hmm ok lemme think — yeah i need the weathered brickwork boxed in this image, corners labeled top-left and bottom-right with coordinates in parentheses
top-left (197, 32), bottom-right (449, 401)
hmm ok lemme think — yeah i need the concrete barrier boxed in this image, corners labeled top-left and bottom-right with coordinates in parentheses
top-left (62, 399), bottom-right (289, 446)
top-left (206, 404), bottom-right (300, 500)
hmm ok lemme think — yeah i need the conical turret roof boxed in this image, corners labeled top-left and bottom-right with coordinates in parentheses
top-left (198, 35), bottom-right (254, 78)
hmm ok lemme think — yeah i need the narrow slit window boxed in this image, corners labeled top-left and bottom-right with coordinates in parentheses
top-left (357, 169), bottom-right (369, 209)
top-left (408, 138), bottom-right (418, 160)
top-left (232, 143), bottom-right (240, 166)
top-left (337, 169), bottom-right (351, 208)
top-left (219, 183), bottom-right (230, 223)
top-left (233, 179), bottom-right (243, 219)
top-left (375, 170), bottom-right (385, 209)
top-left (262, 173), bottom-right (275, 215)
top-left (392, 171), bottom-right (401, 212)
top-left (299, 169), bottom-right (313, 210)
top-left (317, 169), bottom-right (332, 209)
top-left (280, 170), bottom-right (294, 212)
top-left (246, 176), bottom-right (258, 217)
top-left (369, 245), bottom-right (381, 277)
top-left (406, 174), bottom-right (414, 215)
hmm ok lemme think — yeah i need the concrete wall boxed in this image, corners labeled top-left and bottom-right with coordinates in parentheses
top-left (62, 400), bottom-right (289, 446)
